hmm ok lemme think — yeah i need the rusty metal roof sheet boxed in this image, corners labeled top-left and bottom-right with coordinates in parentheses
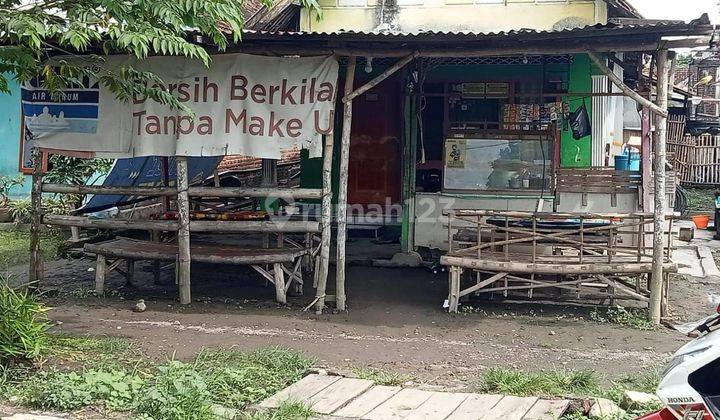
top-left (237, 13), bottom-right (712, 40)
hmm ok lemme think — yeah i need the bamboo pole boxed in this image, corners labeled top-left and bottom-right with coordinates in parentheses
top-left (587, 51), bottom-right (669, 118)
top-left (335, 56), bottom-right (356, 312)
top-left (42, 183), bottom-right (178, 196)
top-left (43, 214), bottom-right (179, 231)
top-left (28, 147), bottom-right (43, 289)
top-left (650, 49), bottom-right (670, 325)
top-left (176, 156), bottom-right (192, 305)
top-left (315, 135), bottom-right (334, 313)
top-left (41, 184), bottom-right (323, 199)
top-left (188, 187), bottom-right (322, 199)
top-left (342, 52), bottom-right (418, 103)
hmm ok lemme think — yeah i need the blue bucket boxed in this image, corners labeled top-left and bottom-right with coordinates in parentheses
top-left (614, 154), bottom-right (629, 170)
top-left (615, 152), bottom-right (640, 171)
top-left (627, 152), bottom-right (640, 171)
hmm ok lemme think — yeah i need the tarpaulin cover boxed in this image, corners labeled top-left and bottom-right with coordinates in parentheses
top-left (80, 156), bottom-right (222, 213)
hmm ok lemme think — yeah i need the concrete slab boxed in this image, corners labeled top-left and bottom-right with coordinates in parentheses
top-left (258, 374), bottom-right (569, 420)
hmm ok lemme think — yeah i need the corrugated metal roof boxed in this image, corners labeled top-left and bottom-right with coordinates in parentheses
top-left (237, 13), bottom-right (712, 40)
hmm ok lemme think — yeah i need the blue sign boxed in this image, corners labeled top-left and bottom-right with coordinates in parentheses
top-left (21, 76), bottom-right (100, 135)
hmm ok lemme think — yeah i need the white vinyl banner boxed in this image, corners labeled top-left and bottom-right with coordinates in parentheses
top-left (24, 54), bottom-right (339, 159)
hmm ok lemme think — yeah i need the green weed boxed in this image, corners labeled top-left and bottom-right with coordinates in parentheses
top-left (479, 367), bottom-right (662, 420)
top-left (352, 367), bottom-right (409, 386)
top-left (135, 360), bottom-right (214, 420)
top-left (590, 306), bottom-right (655, 331)
top-left (18, 368), bottom-right (145, 411)
top-left (479, 367), bottom-right (599, 397)
top-left (195, 347), bottom-right (314, 409)
top-left (9, 341), bottom-right (312, 419)
top-left (0, 230), bottom-right (65, 268)
top-left (243, 401), bottom-right (315, 420)
top-left (685, 188), bottom-right (715, 212)
top-left (0, 282), bottom-right (50, 363)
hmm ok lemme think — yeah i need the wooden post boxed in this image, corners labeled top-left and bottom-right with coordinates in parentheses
top-left (125, 259), bottom-right (135, 286)
top-left (273, 263), bottom-right (287, 304)
top-left (641, 105), bottom-right (652, 211)
top-left (161, 157), bottom-right (170, 211)
top-left (176, 156), bottom-right (192, 305)
top-left (335, 56), bottom-right (356, 312)
top-left (28, 147), bottom-right (43, 289)
top-left (315, 135), bottom-right (334, 313)
top-left (95, 255), bottom-right (106, 295)
top-left (650, 49), bottom-right (670, 325)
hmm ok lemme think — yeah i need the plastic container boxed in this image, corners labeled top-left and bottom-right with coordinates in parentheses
top-left (692, 214), bottom-right (710, 229)
top-left (614, 151), bottom-right (641, 171)
top-left (614, 154), bottom-right (629, 170)
top-left (627, 152), bottom-right (641, 171)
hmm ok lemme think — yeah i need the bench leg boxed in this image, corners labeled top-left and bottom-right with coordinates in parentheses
top-left (448, 266), bottom-right (461, 313)
top-left (289, 260), bottom-right (304, 296)
top-left (273, 263), bottom-right (287, 304)
top-left (125, 259), bottom-right (135, 287)
top-left (95, 255), bottom-right (106, 295)
top-left (153, 261), bottom-right (161, 284)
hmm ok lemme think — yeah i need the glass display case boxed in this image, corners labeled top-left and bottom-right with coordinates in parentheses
top-left (443, 138), bottom-right (552, 191)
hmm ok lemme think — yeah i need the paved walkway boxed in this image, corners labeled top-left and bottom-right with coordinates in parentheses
top-left (259, 374), bottom-right (569, 419)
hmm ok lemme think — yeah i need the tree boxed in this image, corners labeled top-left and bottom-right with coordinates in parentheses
top-left (0, 0), bottom-right (321, 111)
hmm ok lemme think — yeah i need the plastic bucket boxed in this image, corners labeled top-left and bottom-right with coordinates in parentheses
top-left (614, 154), bottom-right (629, 170)
top-left (692, 215), bottom-right (710, 229)
top-left (627, 152), bottom-right (641, 171)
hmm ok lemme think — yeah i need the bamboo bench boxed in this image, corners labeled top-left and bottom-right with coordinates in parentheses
top-left (441, 210), bottom-right (677, 313)
top-left (85, 237), bottom-right (310, 303)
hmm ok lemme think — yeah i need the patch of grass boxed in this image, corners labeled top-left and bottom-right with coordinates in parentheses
top-left (0, 281), bottom-right (51, 363)
top-left (194, 347), bottom-right (314, 409)
top-left (7, 341), bottom-right (312, 419)
top-left (243, 401), bottom-right (315, 420)
top-left (0, 230), bottom-right (65, 268)
top-left (352, 367), bottom-right (409, 386)
top-left (685, 188), bottom-right (715, 212)
top-left (135, 360), bottom-right (213, 420)
top-left (479, 368), bottom-right (663, 420)
top-left (589, 306), bottom-right (655, 331)
top-left (18, 368), bottom-right (145, 411)
top-left (479, 368), bottom-right (599, 398)
top-left (45, 334), bottom-right (143, 371)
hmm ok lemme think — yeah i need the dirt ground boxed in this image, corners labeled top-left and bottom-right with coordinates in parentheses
top-left (9, 237), bottom-right (720, 390)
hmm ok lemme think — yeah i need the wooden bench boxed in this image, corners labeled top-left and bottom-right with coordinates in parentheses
top-left (85, 237), bottom-right (310, 303)
top-left (441, 210), bottom-right (677, 313)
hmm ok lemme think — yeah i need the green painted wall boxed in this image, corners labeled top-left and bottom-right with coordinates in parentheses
top-left (560, 54), bottom-right (593, 168)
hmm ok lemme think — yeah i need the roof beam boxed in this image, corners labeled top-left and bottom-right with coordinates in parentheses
top-left (342, 52), bottom-right (419, 103)
top-left (587, 51), bottom-right (668, 118)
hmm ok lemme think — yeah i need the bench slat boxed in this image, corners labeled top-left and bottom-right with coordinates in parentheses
top-left (85, 238), bottom-right (308, 264)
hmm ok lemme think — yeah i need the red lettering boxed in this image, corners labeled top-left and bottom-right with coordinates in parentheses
top-left (225, 108), bottom-right (247, 133)
top-left (287, 119), bottom-right (301, 138)
top-left (251, 84), bottom-right (266, 103)
top-left (197, 116), bottom-right (213, 135)
top-left (202, 77), bottom-right (218, 102)
top-left (314, 110), bottom-right (334, 135)
top-left (176, 83), bottom-right (191, 102)
top-left (230, 76), bottom-right (248, 100)
top-left (177, 116), bottom-right (194, 135)
top-left (281, 79), bottom-right (296, 105)
top-left (268, 112), bottom-right (285, 137)
top-left (269, 85), bottom-right (280, 105)
top-left (133, 110), bottom-right (147, 134)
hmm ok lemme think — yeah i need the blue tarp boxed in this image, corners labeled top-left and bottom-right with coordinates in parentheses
top-left (80, 156), bottom-right (222, 213)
